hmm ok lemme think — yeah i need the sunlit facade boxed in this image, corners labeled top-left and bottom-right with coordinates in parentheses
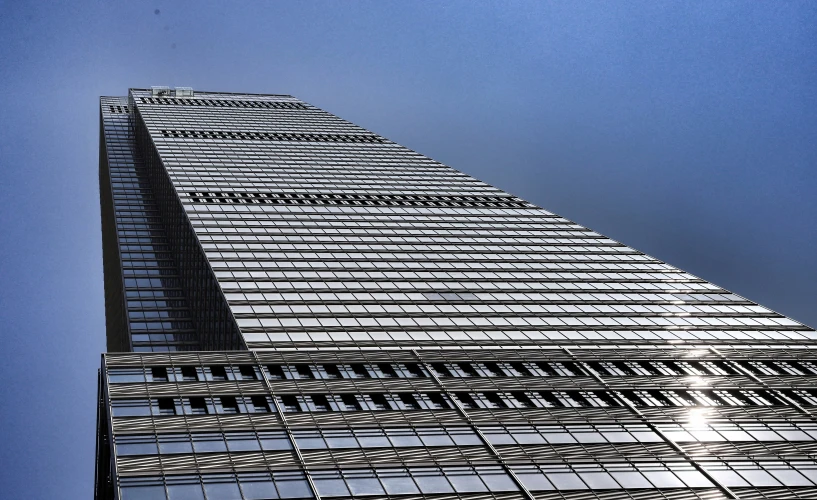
top-left (96, 88), bottom-right (817, 500)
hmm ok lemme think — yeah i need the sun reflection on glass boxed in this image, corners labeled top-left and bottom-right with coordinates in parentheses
top-left (688, 408), bottom-right (709, 426)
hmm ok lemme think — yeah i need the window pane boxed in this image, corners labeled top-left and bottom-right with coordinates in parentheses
top-left (578, 472), bottom-right (619, 489)
top-left (674, 470), bottom-right (713, 488)
top-left (159, 435), bottom-right (193, 455)
top-left (294, 433), bottom-right (326, 450)
top-left (167, 483), bottom-right (205, 500)
top-left (203, 481), bottom-right (242, 499)
top-left (239, 479), bottom-right (279, 500)
top-left (226, 434), bottom-right (261, 452)
top-left (643, 471), bottom-right (685, 488)
top-left (414, 475), bottom-right (454, 494)
top-left (275, 479), bottom-right (312, 499)
top-left (109, 370), bottom-right (146, 383)
top-left (117, 440), bottom-right (158, 456)
top-left (546, 473), bottom-right (587, 490)
top-left (707, 470), bottom-right (749, 487)
top-left (739, 470), bottom-right (781, 487)
top-left (610, 472), bottom-right (651, 489)
top-left (121, 486), bottom-right (166, 500)
top-left (193, 434), bottom-right (227, 453)
top-left (380, 476), bottom-right (419, 495)
top-left (769, 469), bottom-right (813, 487)
top-left (513, 432), bottom-right (546, 445)
top-left (419, 433), bottom-right (454, 447)
top-left (388, 433), bottom-right (422, 447)
top-left (516, 473), bottom-right (554, 491)
top-left (259, 433), bottom-right (292, 451)
top-left (313, 479), bottom-right (349, 497)
top-left (481, 473), bottom-right (518, 491)
top-left (447, 474), bottom-right (488, 492)
top-left (345, 478), bottom-right (384, 496)
top-left (325, 436), bottom-right (358, 449)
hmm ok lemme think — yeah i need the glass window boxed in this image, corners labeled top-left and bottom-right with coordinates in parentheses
top-left (643, 471), bottom-right (685, 488)
top-left (379, 474), bottom-right (419, 495)
top-left (480, 471), bottom-right (518, 491)
top-left (738, 469), bottom-right (781, 487)
top-left (707, 470), bottom-right (749, 487)
top-left (356, 430), bottom-right (390, 448)
top-left (610, 471), bottom-right (652, 489)
top-left (324, 431), bottom-right (357, 449)
top-left (226, 433), bottom-right (261, 452)
top-left (111, 400), bottom-right (152, 417)
top-left (203, 480), bottom-right (241, 500)
top-left (446, 472), bottom-right (488, 492)
top-left (578, 472), bottom-right (618, 489)
top-left (769, 469), bottom-right (813, 487)
top-left (120, 485), bottom-right (166, 500)
top-left (117, 436), bottom-right (158, 456)
top-left (192, 434), bottom-right (227, 453)
top-left (482, 429), bottom-right (515, 445)
top-left (674, 470), bottom-right (713, 488)
top-left (345, 477), bottom-right (384, 496)
top-left (166, 482), bottom-right (204, 500)
top-left (450, 429), bottom-right (481, 446)
top-left (293, 431), bottom-right (325, 449)
top-left (312, 476), bottom-right (349, 497)
top-left (259, 432), bottom-right (293, 450)
top-left (109, 369), bottom-right (146, 383)
top-left (546, 472), bottom-right (587, 490)
top-left (515, 473), bottom-right (554, 491)
top-left (158, 434), bottom-right (193, 454)
top-left (413, 474), bottom-right (454, 494)
top-left (388, 430), bottom-right (422, 447)
top-left (418, 430), bottom-right (454, 447)
top-left (513, 431), bottom-right (546, 445)
top-left (274, 475), bottom-right (312, 499)
top-left (238, 474), bottom-right (279, 500)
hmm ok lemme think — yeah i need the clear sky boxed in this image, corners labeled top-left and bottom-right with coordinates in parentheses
top-left (0, 1), bottom-right (815, 497)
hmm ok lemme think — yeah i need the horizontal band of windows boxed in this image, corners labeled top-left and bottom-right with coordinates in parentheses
top-left (218, 284), bottom-right (727, 298)
top-left (115, 426), bottom-right (483, 457)
top-left (119, 471), bottom-right (311, 500)
top-left (116, 430), bottom-right (292, 456)
top-left (108, 357), bottom-right (814, 382)
top-left (242, 337), bottom-right (816, 351)
top-left (222, 291), bottom-right (740, 304)
top-left (117, 466), bottom-right (516, 500)
top-left (132, 345), bottom-right (200, 353)
top-left (160, 129), bottom-right (383, 143)
top-left (101, 347), bottom-right (817, 369)
top-left (128, 310), bottom-right (191, 320)
top-left (511, 461), bottom-right (817, 490)
top-left (109, 408), bottom-right (817, 450)
top-left (139, 96), bottom-right (308, 109)
top-left (107, 105), bottom-right (129, 114)
top-left (236, 321), bottom-right (803, 333)
top-left (108, 388), bottom-right (812, 417)
top-left (187, 192), bottom-right (531, 209)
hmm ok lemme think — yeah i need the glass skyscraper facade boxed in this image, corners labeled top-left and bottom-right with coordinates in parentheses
top-left (96, 88), bottom-right (817, 500)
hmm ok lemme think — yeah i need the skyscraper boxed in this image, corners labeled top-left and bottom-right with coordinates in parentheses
top-left (96, 87), bottom-right (817, 500)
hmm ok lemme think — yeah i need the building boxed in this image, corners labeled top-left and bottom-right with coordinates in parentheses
top-left (96, 87), bottom-right (817, 500)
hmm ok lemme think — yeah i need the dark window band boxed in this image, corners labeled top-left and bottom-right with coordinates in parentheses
top-left (187, 191), bottom-right (531, 209)
top-left (140, 97), bottom-right (308, 109)
top-left (160, 129), bottom-right (384, 143)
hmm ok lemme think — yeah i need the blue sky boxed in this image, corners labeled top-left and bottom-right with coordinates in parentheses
top-left (0, 1), bottom-right (815, 497)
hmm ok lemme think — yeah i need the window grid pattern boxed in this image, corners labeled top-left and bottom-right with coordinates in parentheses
top-left (95, 89), bottom-right (817, 500)
top-left (125, 88), bottom-right (814, 352)
top-left (102, 348), bottom-right (817, 499)
top-left (99, 97), bottom-right (200, 352)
